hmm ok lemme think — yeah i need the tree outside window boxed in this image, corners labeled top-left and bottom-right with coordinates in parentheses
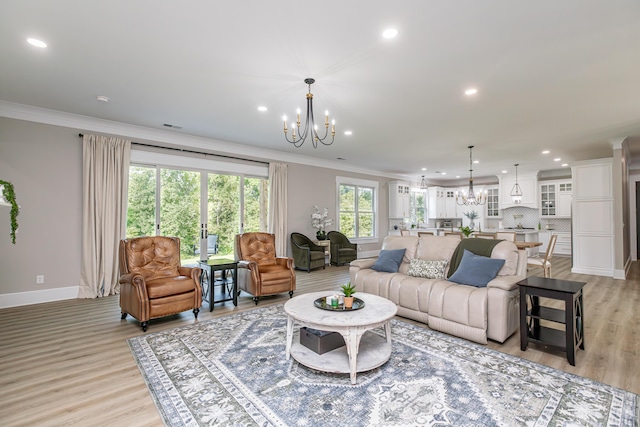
top-left (338, 183), bottom-right (375, 238)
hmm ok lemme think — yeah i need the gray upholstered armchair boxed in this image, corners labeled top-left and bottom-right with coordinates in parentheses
top-left (327, 231), bottom-right (358, 266)
top-left (290, 232), bottom-right (326, 272)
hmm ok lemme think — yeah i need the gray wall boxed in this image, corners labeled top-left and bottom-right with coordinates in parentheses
top-left (0, 117), bottom-right (390, 302)
top-left (286, 163), bottom-right (390, 257)
top-left (0, 117), bottom-right (82, 295)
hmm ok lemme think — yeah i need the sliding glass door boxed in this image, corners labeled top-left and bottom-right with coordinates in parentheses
top-left (126, 164), bottom-right (268, 265)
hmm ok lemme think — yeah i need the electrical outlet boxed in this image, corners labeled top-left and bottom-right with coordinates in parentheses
top-left (36, 275), bottom-right (44, 284)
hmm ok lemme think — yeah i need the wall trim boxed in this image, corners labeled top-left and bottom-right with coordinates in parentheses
top-left (0, 100), bottom-right (412, 181)
top-left (0, 286), bottom-right (81, 309)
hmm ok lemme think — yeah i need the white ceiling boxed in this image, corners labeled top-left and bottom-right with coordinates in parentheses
top-left (2, 0), bottom-right (640, 181)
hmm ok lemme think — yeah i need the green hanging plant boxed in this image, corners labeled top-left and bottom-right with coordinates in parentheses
top-left (0, 180), bottom-right (19, 244)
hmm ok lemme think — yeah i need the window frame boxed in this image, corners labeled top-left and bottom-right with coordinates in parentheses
top-left (336, 176), bottom-right (378, 244)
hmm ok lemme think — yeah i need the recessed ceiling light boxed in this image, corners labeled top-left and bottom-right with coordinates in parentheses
top-left (257, 106), bottom-right (267, 112)
top-left (542, 150), bottom-right (550, 154)
top-left (382, 28), bottom-right (398, 39)
top-left (561, 163), bottom-right (568, 167)
top-left (440, 172), bottom-right (447, 175)
top-left (502, 170), bottom-right (508, 174)
top-left (456, 175), bottom-right (461, 178)
top-left (344, 130), bottom-right (353, 135)
top-left (27, 38), bottom-right (47, 48)
top-left (96, 95), bottom-right (109, 103)
top-left (554, 158), bottom-right (561, 162)
top-left (421, 167), bottom-right (427, 171)
top-left (464, 88), bottom-right (478, 96)
top-left (473, 160), bottom-right (479, 164)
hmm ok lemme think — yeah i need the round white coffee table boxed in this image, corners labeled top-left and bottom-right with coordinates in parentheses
top-left (284, 291), bottom-right (397, 385)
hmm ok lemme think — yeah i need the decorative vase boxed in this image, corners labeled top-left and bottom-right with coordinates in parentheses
top-left (469, 220), bottom-right (475, 230)
top-left (343, 296), bottom-right (354, 309)
top-left (316, 231), bottom-right (327, 240)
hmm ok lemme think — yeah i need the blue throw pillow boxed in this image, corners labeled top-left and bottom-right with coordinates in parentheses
top-left (448, 249), bottom-right (505, 287)
top-left (371, 248), bottom-right (406, 273)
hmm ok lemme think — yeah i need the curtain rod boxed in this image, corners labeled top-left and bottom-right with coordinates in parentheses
top-left (78, 133), bottom-right (269, 165)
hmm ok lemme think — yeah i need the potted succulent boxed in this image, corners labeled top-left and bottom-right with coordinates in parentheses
top-left (341, 281), bottom-right (356, 308)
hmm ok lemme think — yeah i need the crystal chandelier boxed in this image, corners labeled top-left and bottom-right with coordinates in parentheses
top-left (456, 145), bottom-right (486, 206)
top-left (283, 78), bottom-right (335, 148)
top-left (510, 163), bottom-right (523, 203)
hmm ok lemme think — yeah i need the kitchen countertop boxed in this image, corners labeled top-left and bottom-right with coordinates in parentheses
top-left (483, 229), bottom-right (541, 235)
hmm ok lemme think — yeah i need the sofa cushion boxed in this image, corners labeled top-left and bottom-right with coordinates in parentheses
top-left (381, 236), bottom-right (418, 264)
top-left (448, 249), bottom-right (505, 287)
top-left (415, 235), bottom-right (461, 275)
top-left (371, 248), bottom-right (406, 273)
top-left (407, 259), bottom-right (448, 279)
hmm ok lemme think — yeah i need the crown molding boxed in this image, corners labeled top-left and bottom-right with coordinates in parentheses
top-left (0, 100), bottom-right (411, 181)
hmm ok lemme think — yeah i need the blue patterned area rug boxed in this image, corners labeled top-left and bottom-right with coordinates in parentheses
top-left (128, 305), bottom-right (638, 426)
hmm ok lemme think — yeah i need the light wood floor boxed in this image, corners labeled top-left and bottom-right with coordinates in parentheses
top-left (0, 258), bottom-right (638, 426)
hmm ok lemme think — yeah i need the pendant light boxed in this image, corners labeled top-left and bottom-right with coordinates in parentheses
top-left (456, 146), bottom-right (486, 206)
top-left (510, 163), bottom-right (523, 204)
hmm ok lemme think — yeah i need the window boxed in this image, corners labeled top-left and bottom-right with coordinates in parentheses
top-left (410, 189), bottom-right (427, 225)
top-left (337, 177), bottom-right (378, 240)
top-left (127, 149), bottom-right (269, 264)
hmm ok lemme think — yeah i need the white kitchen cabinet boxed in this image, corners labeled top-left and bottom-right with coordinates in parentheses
top-left (557, 180), bottom-right (573, 217)
top-left (485, 186), bottom-right (500, 218)
top-left (540, 182), bottom-right (557, 216)
top-left (553, 231), bottom-right (572, 256)
top-left (500, 172), bottom-right (538, 209)
top-left (389, 181), bottom-right (411, 218)
top-left (539, 179), bottom-right (572, 218)
top-left (428, 187), bottom-right (457, 218)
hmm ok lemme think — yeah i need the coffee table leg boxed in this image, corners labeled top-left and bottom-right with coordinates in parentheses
top-left (342, 328), bottom-right (362, 385)
top-left (384, 321), bottom-right (392, 345)
top-left (285, 316), bottom-right (293, 360)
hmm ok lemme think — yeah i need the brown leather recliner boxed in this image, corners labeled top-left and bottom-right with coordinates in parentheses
top-left (234, 232), bottom-right (296, 304)
top-left (119, 236), bottom-right (202, 331)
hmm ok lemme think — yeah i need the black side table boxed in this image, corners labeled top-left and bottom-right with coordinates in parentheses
top-left (518, 276), bottom-right (585, 366)
top-left (198, 259), bottom-right (238, 311)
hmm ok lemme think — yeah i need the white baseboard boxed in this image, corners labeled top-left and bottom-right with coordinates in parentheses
top-left (0, 286), bottom-right (81, 309)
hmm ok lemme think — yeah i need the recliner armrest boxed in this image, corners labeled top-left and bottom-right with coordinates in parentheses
top-left (486, 275), bottom-right (524, 291)
top-left (119, 272), bottom-right (146, 287)
top-left (350, 258), bottom-right (377, 270)
top-left (276, 257), bottom-right (294, 268)
top-left (238, 260), bottom-right (258, 270)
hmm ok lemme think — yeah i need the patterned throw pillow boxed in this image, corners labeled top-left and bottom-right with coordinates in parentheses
top-left (406, 259), bottom-right (448, 279)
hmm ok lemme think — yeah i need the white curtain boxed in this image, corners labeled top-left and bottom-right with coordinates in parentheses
top-left (268, 162), bottom-right (288, 257)
top-left (78, 134), bottom-right (131, 298)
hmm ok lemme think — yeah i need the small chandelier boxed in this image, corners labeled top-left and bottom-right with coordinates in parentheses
top-left (456, 145), bottom-right (486, 206)
top-left (419, 175), bottom-right (428, 190)
top-left (283, 78), bottom-right (335, 148)
top-left (510, 163), bottom-right (523, 203)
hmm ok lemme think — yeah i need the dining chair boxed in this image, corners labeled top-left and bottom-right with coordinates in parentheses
top-left (400, 229), bottom-right (411, 236)
top-left (527, 234), bottom-right (558, 278)
top-left (474, 233), bottom-right (496, 239)
top-left (443, 231), bottom-right (463, 240)
top-left (417, 231), bottom-right (436, 237)
top-left (495, 231), bottom-right (516, 242)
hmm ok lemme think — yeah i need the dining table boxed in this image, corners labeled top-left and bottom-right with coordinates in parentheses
top-left (514, 241), bottom-right (543, 250)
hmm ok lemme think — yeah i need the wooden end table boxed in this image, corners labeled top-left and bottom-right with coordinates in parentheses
top-left (518, 276), bottom-right (586, 366)
top-left (198, 258), bottom-right (238, 311)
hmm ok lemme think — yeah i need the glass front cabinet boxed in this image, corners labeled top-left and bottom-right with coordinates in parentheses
top-left (540, 183), bottom-right (556, 217)
top-left (486, 186), bottom-right (500, 217)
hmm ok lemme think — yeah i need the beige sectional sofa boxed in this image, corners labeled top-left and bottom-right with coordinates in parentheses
top-left (349, 235), bottom-right (526, 344)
